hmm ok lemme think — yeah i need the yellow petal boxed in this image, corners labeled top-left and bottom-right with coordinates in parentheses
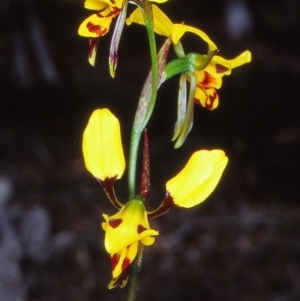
top-left (205, 50), bottom-right (252, 78)
top-left (82, 108), bottom-right (125, 180)
top-left (103, 198), bottom-right (158, 254)
top-left (171, 24), bottom-right (217, 51)
top-left (84, 0), bottom-right (108, 10)
top-left (78, 13), bottom-right (113, 37)
top-left (166, 150), bottom-right (228, 208)
top-left (141, 236), bottom-right (155, 245)
top-left (126, 5), bottom-right (173, 37)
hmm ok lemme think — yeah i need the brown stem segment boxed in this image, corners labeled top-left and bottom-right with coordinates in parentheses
top-left (139, 129), bottom-right (150, 208)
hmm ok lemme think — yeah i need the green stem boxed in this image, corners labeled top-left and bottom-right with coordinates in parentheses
top-left (126, 243), bottom-right (144, 301)
top-left (128, 1), bottom-right (158, 200)
top-left (128, 130), bottom-right (139, 199)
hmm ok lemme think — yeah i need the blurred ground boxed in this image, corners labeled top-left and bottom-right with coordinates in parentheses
top-left (0, 0), bottom-right (300, 301)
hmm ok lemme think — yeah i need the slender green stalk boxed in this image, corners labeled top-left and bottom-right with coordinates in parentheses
top-left (128, 130), bottom-right (140, 199)
top-left (128, 1), bottom-right (158, 200)
top-left (126, 243), bottom-right (144, 301)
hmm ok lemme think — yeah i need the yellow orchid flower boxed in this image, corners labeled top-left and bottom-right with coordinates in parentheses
top-left (126, 5), bottom-right (217, 51)
top-left (79, 0), bottom-right (169, 68)
top-left (102, 197), bottom-right (158, 280)
top-left (82, 108), bottom-right (125, 181)
top-left (127, 5), bottom-right (251, 111)
top-left (194, 50), bottom-right (252, 110)
top-left (78, 0), bottom-right (121, 38)
top-left (166, 150), bottom-right (228, 208)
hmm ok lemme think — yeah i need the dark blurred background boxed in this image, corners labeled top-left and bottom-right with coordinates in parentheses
top-left (0, 0), bottom-right (300, 300)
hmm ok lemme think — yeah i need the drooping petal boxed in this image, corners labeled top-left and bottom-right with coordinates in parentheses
top-left (173, 72), bottom-right (196, 148)
top-left (166, 150), bottom-right (228, 208)
top-left (126, 5), bottom-right (173, 37)
top-left (110, 242), bottom-right (138, 278)
top-left (172, 73), bottom-right (187, 141)
top-left (82, 109), bottom-right (125, 180)
top-left (88, 38), bottom-right (99, 66)
top-left (102, 198), bottom-right (158, 255)
top-left (172, 24), bottom-right (217, 51)
top-left (109, 1), bottom-right (128, 77)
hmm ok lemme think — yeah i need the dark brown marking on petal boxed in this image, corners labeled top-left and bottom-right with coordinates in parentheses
top-left (137, 225), bottom-right (147, 234)
top-left (122, 257), bottom-right (131, 270)
top-left (201, 71), bottom-right (214, 87)
top-left (215, 64), bottom-right (229, 74)
top-left (111, 253), bottom-right (120, 271)
top-left (86, 22), bottom-right (99, 33)
top-left (99, 176), bottom-right (117, 188)
top-left (98, 7), bottom-right (120, 18)
top-left (205, 90), bottom-right (217, 110)
top-left (109, 218), bottom-right (122, 228)
top-left (164, 192), bottom-right (176, 207)
top-left (86, 22), bottom-right (108, 36)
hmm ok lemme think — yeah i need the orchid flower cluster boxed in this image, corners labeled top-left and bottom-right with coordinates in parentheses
top-left (78, 0), bottom-right (251, 297)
